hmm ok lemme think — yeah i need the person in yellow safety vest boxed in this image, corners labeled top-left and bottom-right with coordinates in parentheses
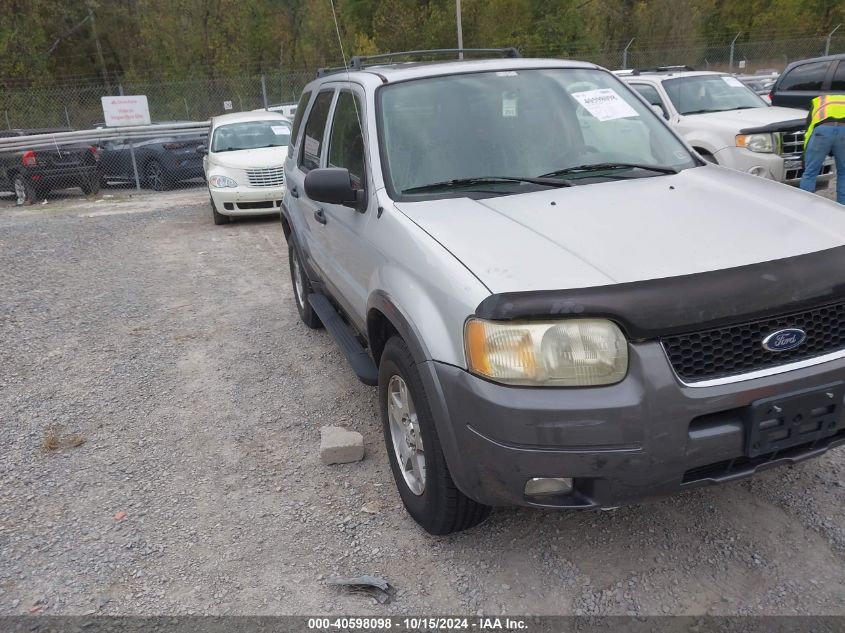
top-left (800, 94), bottom-right (845, 205)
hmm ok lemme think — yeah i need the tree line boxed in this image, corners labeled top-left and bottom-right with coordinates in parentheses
top-left (1, 0), bottom-right (843, 89)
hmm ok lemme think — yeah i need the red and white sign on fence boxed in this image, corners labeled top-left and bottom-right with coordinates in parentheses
top-left (101, 95), bottom-right (151, 126)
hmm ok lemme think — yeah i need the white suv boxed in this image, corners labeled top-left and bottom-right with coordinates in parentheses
top-left (617, 69), bottom-right (834, 184)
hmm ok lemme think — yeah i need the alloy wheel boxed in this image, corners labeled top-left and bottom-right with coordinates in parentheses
top-left (387, 374), bottom-right (426, 496)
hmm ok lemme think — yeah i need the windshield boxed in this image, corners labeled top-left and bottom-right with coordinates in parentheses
top-left (378, 68), bottom-right (696, 199)
top-left (663, 75), bottom-right (767, 115)
top-left (211, 120), bottom-right (291, 152)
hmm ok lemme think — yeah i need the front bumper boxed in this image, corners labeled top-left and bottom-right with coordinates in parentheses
top-left (209, 184), bottom-right (285, 216)
top-left (421, 342), bottom-right (845, 508)
top-left (713, 146), bottom-right (834, 185)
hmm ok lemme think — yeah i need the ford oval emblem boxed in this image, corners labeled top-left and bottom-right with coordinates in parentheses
top-left (762, 328), bottom-right (806, 352)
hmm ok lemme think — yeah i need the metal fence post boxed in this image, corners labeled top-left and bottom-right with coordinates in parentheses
top-left (4, 110), bottom-right (10, 129)
top-left (119, 84), bottom-right (142, 191)
top-left (729, 32), bottom-right (742, 73)
top-left (622, 38), bottom-right (635, 70)
top-left (826, 24), bottom-right (841, 56)
top-left (261, 74), bottom-right (269, 110)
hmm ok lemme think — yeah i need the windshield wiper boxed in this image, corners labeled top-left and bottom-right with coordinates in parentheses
top-left (402, 176), bottom-right (572, 194)
top-left (539, 163), bottom-right (679, 179)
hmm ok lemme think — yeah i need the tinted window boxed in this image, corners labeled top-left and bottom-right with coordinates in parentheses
top-left (328, 91), bottom-right (365, 188)
top-left (779, 62), bottom-right (831, 91)
top-left (287, 91), bottom-right (311, 159)
top-left (299, 91), bottom-right (334, 172)
top-left (832, 61), bottom-right (845, 91)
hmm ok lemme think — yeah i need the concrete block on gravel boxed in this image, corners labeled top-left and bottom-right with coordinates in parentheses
top-left (320, 426), bottom-right (365, 465)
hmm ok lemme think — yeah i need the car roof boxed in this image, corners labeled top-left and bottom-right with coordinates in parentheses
top-left (784, 52), bottom-right (845, 70)
top-left (311, 57), bottom-right (599, 87)
top-left (211, 111), bottom-right (291, 126)
top-left (620, 70), bottom-right (728, 80)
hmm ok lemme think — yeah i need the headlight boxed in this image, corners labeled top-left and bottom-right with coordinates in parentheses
top-left (464, 318), bottom-right (628, 387)
top-left (735, 133), bottom-right (774, 153)
top-left (208, 175), bottom-right (237, 188)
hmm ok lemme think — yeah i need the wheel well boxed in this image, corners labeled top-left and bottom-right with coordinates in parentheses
top-left (694, 147), bottom-right (716, 162)
top-left (367, 309), bottom-right (399, 366)
top-left (280, 213), bottom-right (292, 241)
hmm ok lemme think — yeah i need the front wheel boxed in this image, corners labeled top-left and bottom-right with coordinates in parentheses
top-left (379, 336), bottom-right (491, 535)
top-left (210, 194), bottom-right (229, 225)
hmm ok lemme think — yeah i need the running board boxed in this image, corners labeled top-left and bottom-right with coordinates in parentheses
top-left (308, 293), bottom-right (378, 386)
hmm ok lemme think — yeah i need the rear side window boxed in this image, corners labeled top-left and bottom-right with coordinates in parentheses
top-left (779, 62), bottom-right (831, 91)
top-left (327, 91), bottom-right (365, 188)
top-left (287, 91), bottom-right (311, 159)
top-left (630, 83), bottom-right (668, 116)
top-left (299, 90), bottom-right (334, 172)
top-left (832, 61), bottom-right (845, 91)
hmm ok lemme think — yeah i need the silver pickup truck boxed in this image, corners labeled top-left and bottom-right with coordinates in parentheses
top-left (281, 49), bottom-right (845, 535)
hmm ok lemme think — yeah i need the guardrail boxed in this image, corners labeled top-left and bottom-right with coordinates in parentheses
top-left (1, 122), bottom-right (212, 195)
top-left (0, 121), bottom-right (210, 152)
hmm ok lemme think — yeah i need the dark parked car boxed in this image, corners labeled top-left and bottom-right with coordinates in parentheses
top-left (0, 128), bottom-right (100, 205)
top-left (770, 53), bottom-right (845, 110)
top-left (97, 124), bottom-right (205, 190)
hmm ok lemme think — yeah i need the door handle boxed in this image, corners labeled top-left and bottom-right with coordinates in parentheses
top-left (314, 208), bottom-right (327, 225)
top-left (290, 186), bottom-right (299, 198)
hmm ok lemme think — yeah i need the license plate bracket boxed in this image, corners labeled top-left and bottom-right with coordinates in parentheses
top-left (745, 382), bottom-right (844, 458)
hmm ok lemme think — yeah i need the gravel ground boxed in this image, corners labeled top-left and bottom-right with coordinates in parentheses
top-left (1, 181), bottom-right (845, 617)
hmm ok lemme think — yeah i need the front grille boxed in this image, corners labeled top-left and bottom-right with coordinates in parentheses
top-left (246, 166), bottom-right (284, 187)
top-left (661, 301), bottom-right (845, 383)
top-left (778, 129), bottom-right (834, 180)
top-left (779, 130), bottom-right (804, 157)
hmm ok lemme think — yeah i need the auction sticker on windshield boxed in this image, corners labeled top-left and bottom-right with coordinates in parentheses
top-left (722, 76), bottom-right (745, 88)
top-left (571, 89), bottom-right (638, 121)
top-left (271, 126), bottom-right (289, 135)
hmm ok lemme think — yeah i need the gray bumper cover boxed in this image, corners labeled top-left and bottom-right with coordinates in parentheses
top-left (419, 342), bottom-right (845, 508)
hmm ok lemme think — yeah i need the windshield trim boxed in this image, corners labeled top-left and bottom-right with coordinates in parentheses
top-left (376, 67), bottom-right (698, 203)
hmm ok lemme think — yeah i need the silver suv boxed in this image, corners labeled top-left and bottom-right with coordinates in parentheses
top-left (282, 50), bottom-right (845, 535)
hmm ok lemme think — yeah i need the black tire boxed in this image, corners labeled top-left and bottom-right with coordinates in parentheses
top-left (12, 173), bottom-right (37, 205)
top-left (144, 160), bottom-right (168, 191)
top-left (379, 336), bottom-right (491, 535)
top-left (210, 195), bottom-right (229, 225)
top-left (80, 174), bottom-right (100, 195)
top-left (288, 243), bottom-right (322, 328)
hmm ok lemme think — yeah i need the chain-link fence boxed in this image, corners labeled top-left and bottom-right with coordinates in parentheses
top-left (0, 70), bottom-right (312, 200)
top-left (1, 34), bottom-right (843, 201)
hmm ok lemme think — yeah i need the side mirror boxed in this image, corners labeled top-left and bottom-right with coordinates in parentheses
top-left (304, 167), bottom-right (367, 212)
top-left (196, 145), bottom-right (208, 155)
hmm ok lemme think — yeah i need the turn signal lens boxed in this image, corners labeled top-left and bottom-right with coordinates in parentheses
top-left (465, 318), bottom-right (628, 387)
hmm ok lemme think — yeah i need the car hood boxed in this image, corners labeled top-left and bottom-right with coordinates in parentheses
top-left (393, 166), bottom-right (845, 294)
top-left (685, 106), bottom-right (806, 131)
top-left (209, 146), bottom-right (286, 168)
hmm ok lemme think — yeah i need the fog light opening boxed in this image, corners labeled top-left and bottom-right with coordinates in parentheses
top-left (524, 477), bottom-right (573, 497)
top-left (746, 166), bottom-right (767, 177)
